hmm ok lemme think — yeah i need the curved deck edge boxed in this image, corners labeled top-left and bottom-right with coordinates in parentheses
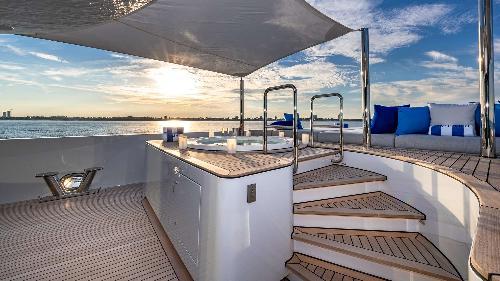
top-left (344, 145), bottom-right (500, 280)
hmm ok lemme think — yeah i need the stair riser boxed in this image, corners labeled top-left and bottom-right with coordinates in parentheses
top-left (296, 155), bottom-right (337, 174)
top-left (293, 181), bottom-right (387, 203)
top-left (285, 271), bottom-right (304, 281)
top-left (294, 240), bottom-right (441, 281)
top-left (293, 214), bottom-right (421, 232)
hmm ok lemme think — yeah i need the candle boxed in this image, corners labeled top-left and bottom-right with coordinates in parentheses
top-left (178, 134), bottom-right (188, 150)
top-left (278, 131), bottom-right (285, 138)
top-left (227, 138), bottom-right (237, 154)
top-left (233, 128), bottom-right (239, 136)
top-left (245, 130), bottom-right (251, 137)
top-left (208, 130), bottom-right (215, 138)
top-left (301, 133), bottom-right (310, 146)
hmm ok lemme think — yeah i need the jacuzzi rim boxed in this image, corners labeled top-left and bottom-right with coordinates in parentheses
top-left (186, 136), bottom-right (294, 152)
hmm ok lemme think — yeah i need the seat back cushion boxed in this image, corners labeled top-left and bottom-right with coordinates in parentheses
top-left (396, 107), bottom-right (430, 135)
top-left (429, 103), bottom-right (476, 126)
top-left (370, 104), bottom-right (410, 134)
top-left (475, 103), bottom-right (500, 137)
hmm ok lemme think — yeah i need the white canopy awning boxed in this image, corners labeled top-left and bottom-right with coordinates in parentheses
top-left (14, 0), bottom-right (353, 76)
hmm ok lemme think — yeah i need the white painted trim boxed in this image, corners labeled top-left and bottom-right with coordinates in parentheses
top-left (294, 214), bottom-right (421, 232)
top-left (293, 181), bottom-right (387, 203)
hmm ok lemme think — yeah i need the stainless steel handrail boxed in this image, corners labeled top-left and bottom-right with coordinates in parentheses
top-left (263, 84), bottom-right (299, 172)
top-left (310, 93), bottom-right (344, 163)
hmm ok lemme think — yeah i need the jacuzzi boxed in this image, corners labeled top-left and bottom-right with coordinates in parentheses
top-left (187, 136), bottom-right (293, 151)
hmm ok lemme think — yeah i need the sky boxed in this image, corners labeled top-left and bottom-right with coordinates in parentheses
top-left (0, 0), bottom-right (499, 119)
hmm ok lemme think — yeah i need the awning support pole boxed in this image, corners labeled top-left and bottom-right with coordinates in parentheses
top-left (239, 77), bottom-right (245, 136)
top-left (478, 0), bottom-right (496, 158)
top-left (361, 28), bottom-right (371, 149)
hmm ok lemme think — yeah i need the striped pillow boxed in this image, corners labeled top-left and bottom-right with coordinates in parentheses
top-left (429, 125), bottom-right (475, 137)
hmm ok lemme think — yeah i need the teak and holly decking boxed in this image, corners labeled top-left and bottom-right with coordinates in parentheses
top-left (0, 145), bottom-right (499, 280)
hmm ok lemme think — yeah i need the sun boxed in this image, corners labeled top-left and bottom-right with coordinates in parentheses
top-left (150, 66), bottom-right (199, 99)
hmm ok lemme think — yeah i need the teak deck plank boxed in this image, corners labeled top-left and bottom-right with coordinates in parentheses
top-left (287, 253), bottom-right (387, 281)
top-left (293, 227), bottom-right (462, 281)
top-left (488, 161), bottom-right (500, 191)
top-left (294, 165), bottom-right (387, 190)
top-left (294, 191), bottom-right (425, 220)
top-left (473, 158), bottom-right (490, 182)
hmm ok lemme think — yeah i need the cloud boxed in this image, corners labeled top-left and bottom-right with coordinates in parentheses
top-left (425, 51), bottom-right (458, 63)
top-left (1, 44), bottom-right (68, 63)
top-left (495, 38), bottom-right (500, 55)
top-left (304, 1), bottom-right (472, 62)
top-left (0, 64), bottom-right (25, 70)
top-left (43, 68), bottom-right (90, 77)
top-left (28, 52), bottom-right (68, 63)
top-left (372, 51), bottom-right (479, 106)
top-left (4, 45), bottom-right (25, 56)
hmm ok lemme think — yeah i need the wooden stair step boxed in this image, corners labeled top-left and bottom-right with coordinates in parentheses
top-left (278, 147), bottom-right (341, 162)
top-left (293, 227), bottom-right (462, 281)
top-left (294, 165), bottom-right (387, 190)
top-left (294, 191), bottom-right (425, 220)
top-left (287, 252), bottom-right (387, 281)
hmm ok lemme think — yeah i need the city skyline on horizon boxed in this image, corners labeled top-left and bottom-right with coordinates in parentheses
top-left (1, 0), bottom-right (499, 119)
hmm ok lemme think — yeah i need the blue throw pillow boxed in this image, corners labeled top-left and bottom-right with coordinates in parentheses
top-left (475, 104), bottom-right (500, 137)
top-left (284, 113), bottom-right (293, 121)
top-left (370, 104), bottom-right (410, 134)
top-left (282, 113), bottom-right (303, 129)
top-left (395, 107), bottom-right (430, 135)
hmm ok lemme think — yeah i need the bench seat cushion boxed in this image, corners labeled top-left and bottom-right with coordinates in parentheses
top-left (395, 134), bottom-right (500, 154)
top-left (316, 130), bottom-right (395, 147)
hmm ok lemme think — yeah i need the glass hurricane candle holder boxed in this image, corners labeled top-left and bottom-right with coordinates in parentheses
top-left (208, 130), bottom-right (215, 137)
top-left (226, 138), bottom-right (237, 154)
top-left (178, 134), bottom-right (188, 150)
top-left (301, 133), bottom-right (310, 146)
top-left (278, 131), bottom-right (285, 137)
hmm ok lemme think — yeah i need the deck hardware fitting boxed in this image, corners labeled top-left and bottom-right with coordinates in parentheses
top-left (35, 167), bottom-right (103, 197)
top-left (247, 184), bottom-right (257, 203)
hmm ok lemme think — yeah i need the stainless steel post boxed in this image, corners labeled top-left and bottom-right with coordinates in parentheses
top-left (309, 93), bottom-right (344, 163)
top-left (263, 84), bottom-right (298, 172)
top-left (361, 28), bottom-right (371, 148)
top-left (478, 0), bottom-right (496, 158)
top-left (264, 90), bottom-right (268, 153)
top-left (239, 77), bottom-right (245, 136)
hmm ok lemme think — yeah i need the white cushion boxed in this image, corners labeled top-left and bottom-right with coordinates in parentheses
top-left (428, 103), bottom-right (477, 126)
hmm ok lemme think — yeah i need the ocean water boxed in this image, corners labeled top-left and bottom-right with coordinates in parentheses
top-left (0, 120), bottom-right (362, 139)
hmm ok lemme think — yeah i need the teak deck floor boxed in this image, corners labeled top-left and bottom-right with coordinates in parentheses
top-left (0, 184), bottom-right (185, 281)
top-left (346, 145), bottom-right (500, 192)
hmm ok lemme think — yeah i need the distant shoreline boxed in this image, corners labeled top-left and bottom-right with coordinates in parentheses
top-left (0, 117), bottom-right (362, 122)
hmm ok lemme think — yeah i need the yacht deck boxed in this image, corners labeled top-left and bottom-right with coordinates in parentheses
top-left (0, 146), bottom-right (499, 280)
top-left (0, 184), bottom-right (190, 281)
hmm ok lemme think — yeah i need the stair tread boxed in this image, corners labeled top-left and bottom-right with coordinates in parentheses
top-left (294, 165), bottom-right (386, 190)
top-left (294, 191), bottom-right (425, 220)
top-left (293, 227), bottom-right (462, 281)
top-left (278, 147), bottom-right (340, 162)
top-left (287, 253), bottom-right (387, 281)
